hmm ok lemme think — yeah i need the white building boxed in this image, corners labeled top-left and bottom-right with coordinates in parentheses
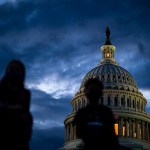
top-left (60, 27), bottom-right (150, 150)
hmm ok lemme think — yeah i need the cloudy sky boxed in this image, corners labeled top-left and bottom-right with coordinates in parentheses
top-left (0, 0), bottom-right (150, 150)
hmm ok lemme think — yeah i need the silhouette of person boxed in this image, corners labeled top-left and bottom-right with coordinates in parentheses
top-left (0, 59), bottom-right (33, 150)
top-left (73, 78), bottom-right (119, 150)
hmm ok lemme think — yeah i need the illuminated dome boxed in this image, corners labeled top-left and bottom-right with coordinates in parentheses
top-left (60, 27), bottom-right (150, 150)
top-left (80, 63), bottom-right (138, 90)
top-left (80, 27), bottom-right (138, 92)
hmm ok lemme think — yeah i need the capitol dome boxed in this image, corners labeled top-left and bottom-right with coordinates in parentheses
top-left (80, 27), bottom-right (138, 92)
top-left (80, 63), bottom-right (138, 90)
top-left (60, 27), bottom-right (150, 150)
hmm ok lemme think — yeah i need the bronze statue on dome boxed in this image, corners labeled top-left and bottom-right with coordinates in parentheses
top-left (105, 26), bottom-right (112, 45)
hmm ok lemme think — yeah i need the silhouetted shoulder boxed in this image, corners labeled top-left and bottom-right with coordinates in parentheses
top-left (73, 104), bottom-right (114, 125)
top-left (24, 89), bottom-right (31, 99)
top-left (73, 107), bottom-right (86, 125)
top-left (21, 89), bottom-right (31, 112)
top-left (97, 104), bottom-right (115, 123)
top-left (73, 104), bottom-right (115, 140)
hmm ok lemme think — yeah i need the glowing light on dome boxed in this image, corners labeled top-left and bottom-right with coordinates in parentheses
top-left (107, 53), bottom-right (110, 57)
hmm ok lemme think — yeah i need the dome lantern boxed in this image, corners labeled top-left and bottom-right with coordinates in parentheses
top-left (100, 27), bottom-right (118, 65)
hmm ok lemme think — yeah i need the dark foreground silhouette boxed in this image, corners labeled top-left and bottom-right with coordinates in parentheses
top-left (73, 78), bottom-right (132, 150)
top-left (0, 60), bottom-right (33, 150)
top-left (73, 78), bottom-right (119, 150)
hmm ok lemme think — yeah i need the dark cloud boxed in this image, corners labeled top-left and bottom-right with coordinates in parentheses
top-left (132, 62), bottom-right (150, 89)
top-left (0, 0), bottom-right (149, 35)
top-left (30, 126), bottom-right (64, 150)
top-left (30, 89), bottom-right (72, 126)
top-left (29, 89), bottom-right (71, 150)
top-left (0, 1), bottom-right (35, 34)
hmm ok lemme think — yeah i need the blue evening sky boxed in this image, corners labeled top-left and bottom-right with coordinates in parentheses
top-left (0, 0), bottom-right (149, 150)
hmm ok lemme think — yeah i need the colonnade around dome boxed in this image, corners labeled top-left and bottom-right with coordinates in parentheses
top-left (71, 90), bottom-right (147, 113)
top-left (64, 104), bottom-right (150, 150)
top-left (64, 116), bottom-right (150, 143)
top-left (63, 90), bottom-right (150, 150)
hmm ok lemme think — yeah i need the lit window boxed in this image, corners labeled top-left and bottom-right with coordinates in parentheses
top-left (107, 53), bottom-right (109, 57)
top-left (123, 126), bottom-right (125, 136)
top-left (133, 122), bottom-right (136, 138)
top-left (114, 123), bottom-right (118, 135)
top-left (134, 133), bottom-right (136, 138)
top-left (139, 126), bottom-right (142, 139)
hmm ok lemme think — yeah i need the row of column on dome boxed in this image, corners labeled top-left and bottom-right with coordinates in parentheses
top-left (65, 118), bottom-right (150, 143)
top-left (102, 51), bottom-right (114, 58)
top-left (86, 73), bottom-right (137, 88)
top-left (115, 117), bottom-right (150, 141)
top-left (73, 95), bottom-right (146, 112)
top-left (100, 74), bottom-right (136, 87)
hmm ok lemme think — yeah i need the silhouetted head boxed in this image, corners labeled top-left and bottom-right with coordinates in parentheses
top-left (84, 78), bottom-right (104, 104)
top-left (4, 59), bottom-right (25, 85)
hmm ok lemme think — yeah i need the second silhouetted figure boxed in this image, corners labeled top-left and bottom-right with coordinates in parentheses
top-left (0, 60), bottom-right (33, 150)
top-left (73, 78), bottom-right (119, 150)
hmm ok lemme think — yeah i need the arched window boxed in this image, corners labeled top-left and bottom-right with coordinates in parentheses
top-left (137, 101), bottom-right (140, 110)
top-left (127, 99), bottom-right (129, 107)
top-left (114, 123), bottom-right (118, 135)
top-left (129, 98), bottom-right (131, 108)
top-left (75, 102), bottom-right (77, 111)
top-left (82, 99), bottom-right (86, 107)
top-left (113, 75), bottom-right (116, 81)
top-left (123, 120), bottom-right (126, 137)
top-left (114, 97), bottom-right (118, 106)
top-left (108, 96), bottom-right (111, 106)
top-left (106, 52), bottom-right (110, 58)
top-left (107, 74), bottom-right (110, 81)
top-left (111, 52), bottom-right (113, 58)
top-left (102, 75), bottom-right (105, 81)
top-left (79, 101), bottom-right (81, 109)
top-left (121, 97), bottom-right (125, 107)
top-left (133, 121), bottom-right (136, 138)
top-left (133, 100), bottom-right (135, 108)
top-left (141, 102), bottom-right (143, 111)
